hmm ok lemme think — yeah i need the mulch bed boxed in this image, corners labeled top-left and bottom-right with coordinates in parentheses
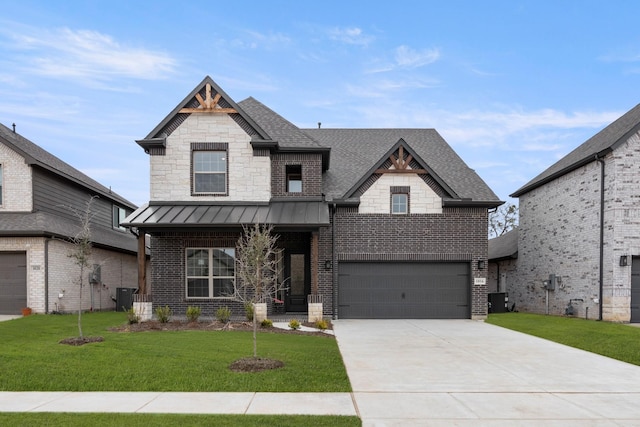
top-left (59, 336), bottom-right (104, 346)
top-left (229, 357), bottom-right (285, 373)
top-left (108, 320), bottom-right (333, 337)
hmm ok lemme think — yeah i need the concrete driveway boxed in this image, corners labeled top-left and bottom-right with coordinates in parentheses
top-left (333, 319), bottom-right (640, 426)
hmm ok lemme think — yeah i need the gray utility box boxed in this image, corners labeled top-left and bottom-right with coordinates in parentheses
top-left (115, 287), bottom-right (137, 312)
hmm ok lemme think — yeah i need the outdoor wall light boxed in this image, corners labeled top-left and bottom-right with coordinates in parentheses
top-left (620, 255), bottom-right (629, 266)
top-left (477, 260), bottom-right (486, 270)
top-left (325, 260), bottom-right (332, 270)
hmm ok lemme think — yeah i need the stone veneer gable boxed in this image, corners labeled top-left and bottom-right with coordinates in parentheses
top-left (358, 174), bottom-right (442, 214)
top-left (150, 114), bottom-right (270, 202)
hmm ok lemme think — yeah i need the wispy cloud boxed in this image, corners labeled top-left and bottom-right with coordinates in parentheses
top-left (0, 23), bottom-right (177, 86)
top-left (394, 45), bottom-right (440, 68)
top-left (327, 27), bottom-right (374, 46)
top-left (367, 45), bottom-right (441, 73)
top-left (229, 30), bottom-right (292, 50)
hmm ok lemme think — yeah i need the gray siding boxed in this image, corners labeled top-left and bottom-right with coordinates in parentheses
top-left (32, 167), bottom-right (131, 230)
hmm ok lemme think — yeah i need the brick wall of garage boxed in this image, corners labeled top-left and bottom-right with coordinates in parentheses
top-left (333, 206), bottom-right (489, 318)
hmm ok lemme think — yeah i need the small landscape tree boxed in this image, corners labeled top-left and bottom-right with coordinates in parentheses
top-left (67, 196), bottom-right (97, 339)
top-left (234, 223), bottom-right (288, 358)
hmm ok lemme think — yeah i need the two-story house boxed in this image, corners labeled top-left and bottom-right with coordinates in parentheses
top-left (508, 103), bottom-right (640, 322)
top-left (124, 76), bottom-right (502, 319)
top-left (0, 123), bottom-right (139, 314)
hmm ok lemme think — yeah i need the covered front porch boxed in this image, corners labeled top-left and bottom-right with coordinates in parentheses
top-left (122, 200), bottom-right (331, 319)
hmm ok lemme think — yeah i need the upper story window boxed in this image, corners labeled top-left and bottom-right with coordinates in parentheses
top-left (193, 150), bottom-right (227, 194)
top-left (286, 165), bottom-right (302, 193)
top-left (391, 186), bottom-right (410, 214)
top-left (186, 248), bottom-right (235, 298)
top-left (112, 205), bottom-right (127, 231)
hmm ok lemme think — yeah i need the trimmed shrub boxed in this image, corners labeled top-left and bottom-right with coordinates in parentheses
top-left (155, 305), bottom-right (172, 323)
top-left (261, 318), bottom-right (273, 328)
top-left (288, 319), bottom-right (301, 330)
top-left (216, 306), bottom-right (231, 323)
top-left (186, 306), bottom-right (201, 323)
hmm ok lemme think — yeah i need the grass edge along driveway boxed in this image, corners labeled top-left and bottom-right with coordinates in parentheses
top-left (487, 312), bottom-right (640, 366)
top-left (0, 413), bottom-right (361, 427)
top-left (0, 312), bottom-right (352, 392)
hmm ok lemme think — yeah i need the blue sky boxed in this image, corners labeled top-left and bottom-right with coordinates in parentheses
top-left (1, 1), bottom-right (640, 207)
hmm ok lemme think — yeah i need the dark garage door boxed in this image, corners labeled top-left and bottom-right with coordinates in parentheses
top-left (0, 252), bottom-right (27, 314)
top-left (338, 262), bottom-right (470, 319)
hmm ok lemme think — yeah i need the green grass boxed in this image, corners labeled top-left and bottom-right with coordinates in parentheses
top-left (0, 312), bottom-right (351, 392)
top-left (0, 413), bottom-right (361, 427)
top-left (487, 312), bottom-right (640, 365)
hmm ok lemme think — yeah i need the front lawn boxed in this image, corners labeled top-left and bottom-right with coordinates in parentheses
top-left (0, 312), bottom-right (351, 392)
top-left (487, 312), bottom-right (640, 365)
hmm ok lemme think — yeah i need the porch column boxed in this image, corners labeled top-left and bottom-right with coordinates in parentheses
top-left (137, 231), bottom-right (147, 294)
top-left (311, 231), bottom-right (319, 294)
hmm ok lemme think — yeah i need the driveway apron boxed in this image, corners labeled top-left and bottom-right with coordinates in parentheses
top-left (333, 319), bottom-right (640, 426)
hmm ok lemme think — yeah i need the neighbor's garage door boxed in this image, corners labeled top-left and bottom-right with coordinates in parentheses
top-left (0, 252), bottom-right (27, 314)
top-left (338, 262), bottom-right (469, 319)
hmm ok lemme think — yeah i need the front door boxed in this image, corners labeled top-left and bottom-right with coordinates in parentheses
top-left (631, 256), bottom-right (640, 322)
top-left (285, 252), bottom-right (310, 312)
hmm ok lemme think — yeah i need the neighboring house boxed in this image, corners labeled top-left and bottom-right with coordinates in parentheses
top-left (488, 227), bottom-right (518, 293)
top-left (0, 123), bottom-right (140, 314)
top-left (510, 103), bottom-right (640, 322)
top-left (487, 228), bottom-right (518, 313)
top-left (124, 76), bottom-right (501, 319)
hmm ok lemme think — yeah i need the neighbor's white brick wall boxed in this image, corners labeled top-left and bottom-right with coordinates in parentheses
top-left (606, 130), bottom-right (640, 321)
top-left (514, 160), bottom-right (602, 319)
top-left (358, 174), bottom-right (442, 214)
top-left (150, 114), bottom-right (270, 202)
top-left (0, 142), bottom-right (32, 211)
top-left (48, 240), bottom-right (138, 313)
top-left (513, 130), bottom-right (640, 322)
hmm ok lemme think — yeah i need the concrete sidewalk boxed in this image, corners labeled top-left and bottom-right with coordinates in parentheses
top-left (0, 392), bottom-right (356, 416)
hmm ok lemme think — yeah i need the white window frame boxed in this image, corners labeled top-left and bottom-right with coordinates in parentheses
top-left (391, 193), bottom-right (408, 214)
top-left (112, 205), bottom-right (126, 231)
top-left (185, 248), bottom-right (236, 299)
top-left (192, 150), bottom-right (227, 195)
top-left (286, 164), bottom-right (302, 193)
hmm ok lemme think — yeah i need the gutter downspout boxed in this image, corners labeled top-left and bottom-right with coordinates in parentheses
top-left (331, 203), bottom-right (338, 320)
top-left (596, 155), bottom-right (605, 321)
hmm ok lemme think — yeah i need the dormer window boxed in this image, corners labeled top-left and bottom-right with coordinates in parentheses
top-left (391, 186), bottom-right (410, 214)
top-left (286, 165), bottom-right (302, 193)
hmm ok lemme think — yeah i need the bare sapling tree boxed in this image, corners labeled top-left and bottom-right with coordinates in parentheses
top-left (234, 223), bottom-right (288, 358)
top-left (489, 203), bottom-right (518, 238)
top-left (67, 195), bottom-right (98, 339)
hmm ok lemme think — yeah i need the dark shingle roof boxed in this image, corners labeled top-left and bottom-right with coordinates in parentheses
top-left (238, 97), bottom-right (325, 149)
top-left (488, 228), bottom-right (518, 261)
top-left (0, 211), bottom-right (138, 253)
top-left (303, 128), bottom-right (500, 203)
top-left (511, 103), bottom-right (640, 197)
top-left (0, 123), bottom-right (136, 209)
